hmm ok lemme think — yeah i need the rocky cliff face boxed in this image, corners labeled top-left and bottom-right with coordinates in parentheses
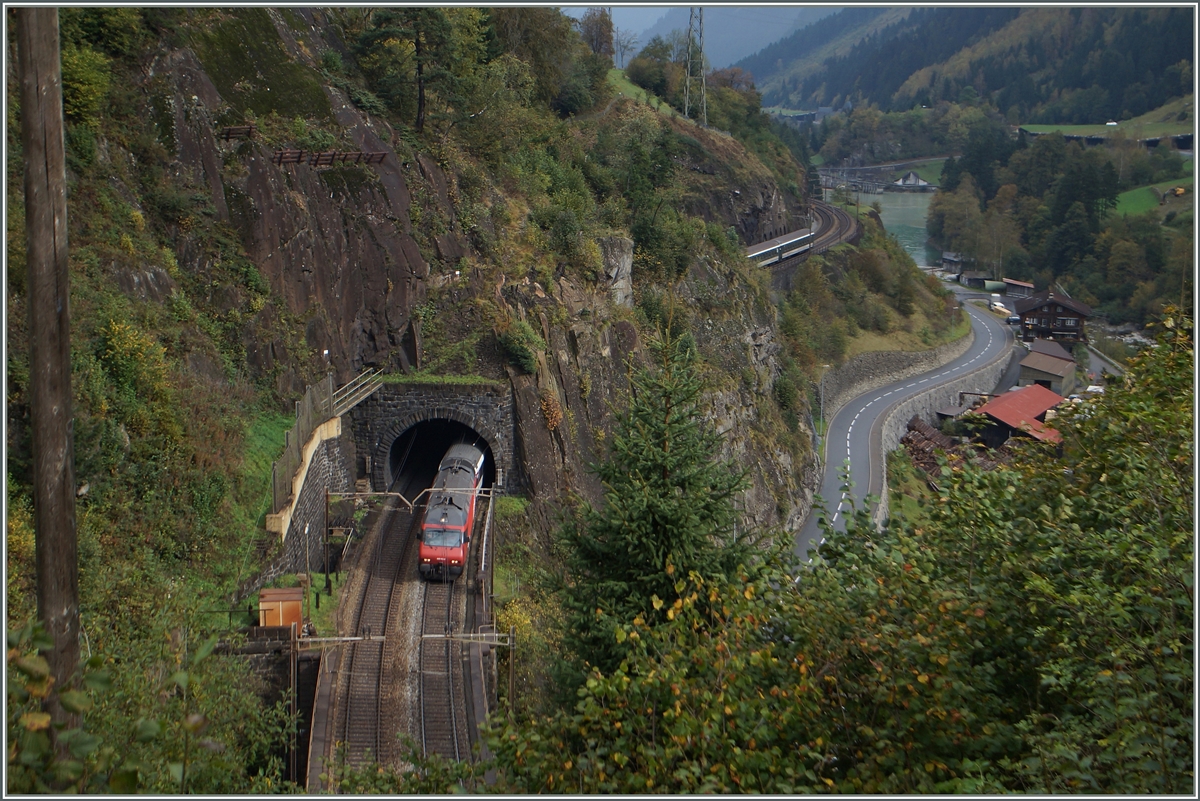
top-left (667, 117), bottom-right (800, 244)
top-left (155, 12), bottom-right (470, 393)
top-left (144, 9), bottom-right (818, 541)
top-left (504, 247), bottom-right (818, 542)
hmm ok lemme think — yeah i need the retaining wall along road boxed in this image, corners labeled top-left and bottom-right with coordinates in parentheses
top-left (820, 329), bottom-right (975, 425)
top-left (870, 336), bottom-right (1015, 527)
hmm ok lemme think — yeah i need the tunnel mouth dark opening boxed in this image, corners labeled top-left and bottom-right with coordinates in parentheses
top-left (386, 419), bottom-right (495, 501)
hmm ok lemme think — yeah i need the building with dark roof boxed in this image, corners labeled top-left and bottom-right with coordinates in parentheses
top-left (1014, 290), bottom-right (1091, 345)
top-left (1019, 351), bottom-right (1077, 395)
top-left (1028, 338), bottom-right (1073, 361)
top-left (1002, 277), bottom-right (1034, 298)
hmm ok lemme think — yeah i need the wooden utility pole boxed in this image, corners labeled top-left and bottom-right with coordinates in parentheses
top-left (17, 7), bottom-right (80, 721)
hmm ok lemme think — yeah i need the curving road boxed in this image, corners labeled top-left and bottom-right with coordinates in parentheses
top-left (795, 292), bottom-right (1015, 559)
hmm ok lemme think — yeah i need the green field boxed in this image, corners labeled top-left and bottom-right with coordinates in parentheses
top-left (893, 159), bottom-right (945, 184)
top-left (1021, 94), bottom-right (1194, 139)
top-left (1021, 121), bottom-right (1192, 138)
top-left (1114, 176), bottom-right (1194, 216)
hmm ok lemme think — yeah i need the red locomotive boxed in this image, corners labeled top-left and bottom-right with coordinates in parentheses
top-left (418, 443), bottom-right (485, 579)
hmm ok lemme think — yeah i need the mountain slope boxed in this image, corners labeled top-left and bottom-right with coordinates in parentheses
top-left (894, 7), bottom-right (1194, 122)
top-left (638, 6), bottom-right (839, 69)
top-left (737, 7), bottom-right (910, 106)
top-left (744, 6), bottom-right (1193, 123)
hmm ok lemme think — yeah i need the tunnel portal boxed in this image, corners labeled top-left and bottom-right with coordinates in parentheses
top-left (351, 381), bottom-right (515, 497)
top-left (385, 419), bottom-right (496, 501)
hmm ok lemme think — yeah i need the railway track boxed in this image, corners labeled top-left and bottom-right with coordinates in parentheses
top-left (418, 492), bottom-right (488, 761)
top-left (419, 578), bottom-right (462, 759)
top-left (329, 475), bottom-right (486, 779)
top-left (339, 505), bottom-right (415, 768)
top-left (809, 200), bottom-right (857, 254)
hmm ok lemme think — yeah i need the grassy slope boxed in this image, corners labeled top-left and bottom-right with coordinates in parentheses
top-left (892, 159), bottom-right (945, 184)
top-left (1021, 95), bottom-right (1195, 138)
top-left (605, 68), bottom-right (680, 119)
top-left (1115, 176), bottom-right (1195, 216)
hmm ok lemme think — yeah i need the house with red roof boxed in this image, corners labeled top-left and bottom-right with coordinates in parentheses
top-left (972, 384), bottom-right (1064, 449)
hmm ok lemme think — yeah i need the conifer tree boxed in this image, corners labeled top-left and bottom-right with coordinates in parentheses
top-left (559, 327), bottom-right (751, 678)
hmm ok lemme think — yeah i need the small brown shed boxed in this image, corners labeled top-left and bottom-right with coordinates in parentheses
top-left (258, 587), bottom-right (303, 629)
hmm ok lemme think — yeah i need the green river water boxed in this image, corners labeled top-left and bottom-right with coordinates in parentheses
top-left (827, 189), bottom-right (942, 268)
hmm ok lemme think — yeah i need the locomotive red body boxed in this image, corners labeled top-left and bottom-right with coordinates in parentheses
top-left (418, 443), bottom-right (485, 579)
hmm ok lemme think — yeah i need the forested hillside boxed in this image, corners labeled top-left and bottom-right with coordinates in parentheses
top-left (7, 7), bottom-right (951, 791)
top-left (926, 122), bottom-right (1193, 325)
top-left (747, 6), bottom-right (1193, 125)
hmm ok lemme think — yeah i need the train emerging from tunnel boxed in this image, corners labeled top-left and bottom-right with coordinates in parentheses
top-left (418, 443), bottom-right (486, 579)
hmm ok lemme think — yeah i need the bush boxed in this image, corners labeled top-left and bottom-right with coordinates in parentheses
top-left (530, 204), bottom-right (582, 259)
top-left (773, 375), bottom-right (798, 411)
top-left (320, 49), bottom-right (343, 73)
top-left (60, 44), bottom-right (111, 130)
top-left (497, 320), bottom-right (545, 374)
top-left (65, 124), bottom-right (97, 172)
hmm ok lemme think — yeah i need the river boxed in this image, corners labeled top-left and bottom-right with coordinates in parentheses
top-left (824, 188), bottom-right (941, 268)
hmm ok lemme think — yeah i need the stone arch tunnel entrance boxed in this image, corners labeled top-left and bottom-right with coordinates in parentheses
top-left (384, 419), bottom-right (496, 499)
top-left (349, 381), bottom-right (515, 496)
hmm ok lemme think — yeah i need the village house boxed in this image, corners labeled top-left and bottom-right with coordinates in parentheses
top-left (941, 251), bottom-right (963, 274)
top-left (1018, 350), bottom-right (1077, 395)
top-left (1018, 339), bottom-right (1078, 394)
top-left (1014, 290), bottom-right (1091, 346)
top-left (1002, 277), bottom-right (1034, 298)
top-left (893, 171), bottom-right (933, 191)
top-left (971, 384), bottom-right (1065, 449)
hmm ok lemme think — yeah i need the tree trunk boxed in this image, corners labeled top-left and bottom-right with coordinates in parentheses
top-left (17, 7), bottom-right (80, 725)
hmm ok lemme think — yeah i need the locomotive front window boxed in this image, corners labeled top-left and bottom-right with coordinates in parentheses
top-left (423, 527), bottom-right (463, 548)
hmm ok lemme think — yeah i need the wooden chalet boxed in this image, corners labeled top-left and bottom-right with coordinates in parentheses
top-left (1014, 290), bottom-right (1091, 345)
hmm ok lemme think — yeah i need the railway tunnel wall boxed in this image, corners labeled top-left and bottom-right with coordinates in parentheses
top-left (349, 381), bottom-right (516, 495)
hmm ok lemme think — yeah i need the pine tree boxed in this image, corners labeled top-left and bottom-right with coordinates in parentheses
top-left (559, 329), bottom-right (750, 678)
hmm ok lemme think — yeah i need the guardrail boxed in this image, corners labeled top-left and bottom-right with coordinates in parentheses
top-left (333, 368), bottom-right (383, 417)
top-left (271, 369), bottom-right (384, 514)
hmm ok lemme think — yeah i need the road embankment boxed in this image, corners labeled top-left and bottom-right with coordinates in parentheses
top-left (870, 325), bottom-right (1014, 527)
top-left (821, 329), bottom-right (975, 427)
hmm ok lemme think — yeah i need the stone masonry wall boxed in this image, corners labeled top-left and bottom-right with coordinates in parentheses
top-left (820, 330), bottom-right (976, 425)
top-left (238, 434), bottom-right (352, 601)
top-left (871, 341), bottom-right (1017, 527)
top-left (350, 382), bottom-right (515, 493)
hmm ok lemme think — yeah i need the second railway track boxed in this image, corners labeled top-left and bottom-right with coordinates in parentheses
top-left (419, 578), bottom-right (463, 760)
top-left (340, 504), bottom-right (415, 768)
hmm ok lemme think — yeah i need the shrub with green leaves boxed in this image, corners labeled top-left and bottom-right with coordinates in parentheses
top-left (496, 320), bottom-right (545, 374)
top-left (59, 45), bottom-right (111, 130)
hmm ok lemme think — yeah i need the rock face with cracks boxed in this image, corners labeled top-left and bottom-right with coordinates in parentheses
top-left (161, 20), bottom-right (456, 393)
top-left (149, 8), bottom-right (820, 540)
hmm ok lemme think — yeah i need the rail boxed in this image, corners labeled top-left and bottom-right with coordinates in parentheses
top-left (339, 505), bottom-right (413, 767)
top-left (333, 368), bottom-right (384, 417)
top-left (419, 580), bottom-right (463, 760)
